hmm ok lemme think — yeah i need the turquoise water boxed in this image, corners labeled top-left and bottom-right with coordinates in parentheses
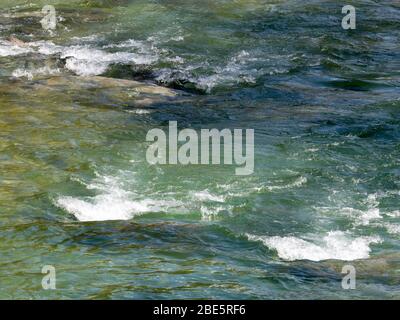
top-left (0, 0), bottom-right (399, 299)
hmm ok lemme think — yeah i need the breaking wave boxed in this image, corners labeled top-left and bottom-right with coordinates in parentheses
top-left (1, 37), bottom-right (158, 77)
top-left (55, 174), bottom-right (185, 222)
top-left (246, 231), bottom-right (382, 261)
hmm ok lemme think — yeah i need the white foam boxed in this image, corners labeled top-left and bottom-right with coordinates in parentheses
top-left (200, 205), bottom-right (231, 221)
top-left (340, 194), bottom-right (382, 226)
top-left (191, 190), bottom-right (225, 202)
top-left (155, 50), bottom-right (262, 93)
top-left (196, 50), bottom-right (258, 91)
top-left (55, 174), bottom-right (184, 221)
top-left (12, 65), bottom-right (61, 80)
top-left (359, 208), bottom-right (381, 225)
top-left (64, 56), bottom-right (109, 76)
top-left (170, 36), bottom-right (184, 42)
top-left (264, 176), bottom-right (307, 191)
top-left (340, 207), bottom-right (381, 226)
top-left (56, 194), bottom-right (143, 221)
top-left (0, 39), bottom-right (33, 57)
top-left (386, 210), bottom-right (400, 218)
top-left (102, 39), bottom-right (147, 49)
top-left (61, 46), bottom-right (157, 76)
top-left (385, 223), bottom-right (400, 234)
top-left (1, 38), bottom-right (158, 76)
top-left (29, 40), bottom-right (63, 55)
top-left (125, 109), bottom-right (152, 115)
top-left (246, 231), bottom-right (381, 261)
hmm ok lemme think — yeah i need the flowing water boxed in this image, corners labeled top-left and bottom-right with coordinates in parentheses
top-left (0, 0), bottom-right (399, 299)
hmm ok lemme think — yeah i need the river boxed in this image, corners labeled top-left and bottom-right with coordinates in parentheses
top-left (0, 0), bottom-right (399, 299)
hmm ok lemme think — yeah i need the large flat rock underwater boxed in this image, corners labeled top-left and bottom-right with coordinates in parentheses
top-left (0, 75), bottom-right (184, 109)
top-left (0, 74), bottom-right (186, 206)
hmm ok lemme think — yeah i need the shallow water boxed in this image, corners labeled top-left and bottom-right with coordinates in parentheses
top-left (0, 0), bottom-right (399, 299)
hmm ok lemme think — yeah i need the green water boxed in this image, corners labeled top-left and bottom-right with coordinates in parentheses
top-left (0, 0), bottom-right (399, 299)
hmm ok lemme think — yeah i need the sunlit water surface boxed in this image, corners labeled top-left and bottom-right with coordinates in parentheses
top-left (0, 0), bottom-right (399, 299)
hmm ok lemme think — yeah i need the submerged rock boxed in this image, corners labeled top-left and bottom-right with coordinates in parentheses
top-left (301, 252), bottom-right (400, 282)
top-left (1, 75), bottom-right (185, 109)
top-left (8, 35), bottom-right (28, 47)
top-left (103, 63), bottom-right (155, 82)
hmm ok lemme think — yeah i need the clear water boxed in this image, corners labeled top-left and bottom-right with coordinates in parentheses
top-left (0, 0), bottom-right (399, 299)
